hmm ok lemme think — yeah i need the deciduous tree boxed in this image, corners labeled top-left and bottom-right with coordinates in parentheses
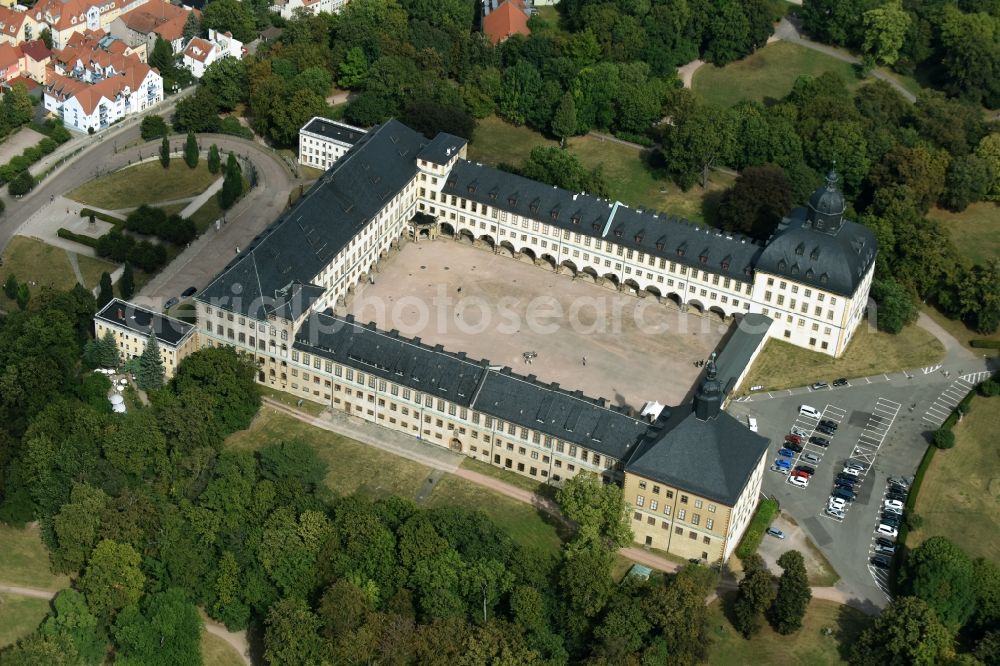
top-left (850, 596), bottom-right (954, 665)
top-left (862, 0), bottom-right (910, 66)
top-left (900, 536), bottom-right (975, 630)
top-left (40, 589), bottom-right (106, 665)
top-left (769, 550), bottom-right (811, 634)
top-left (264, 597), bottom-right (326, 666)
top-left (733, 554), bottom-right (775, 637)
top-left (112, 588), bottom-right (202, 666)
top-left (555, 471), bottom-right (631, 548)
top-left (201, 0), bottom-right (255, 43)
top-left (717, 164), bottom-right (792, 240)
top-left (80, 539), bottom-right (145, 623)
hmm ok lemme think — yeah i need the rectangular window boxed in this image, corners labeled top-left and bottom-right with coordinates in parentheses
top-left (706, 519), bottom-right (714, 530)
top-left (694, 499), bottom-right (702, 509)
top-left (678, 509), bottom-right (686, 520)
top-left (636, 495), bottom-right (645, 507)
top-left (650, 499), bottom-right (658, 511)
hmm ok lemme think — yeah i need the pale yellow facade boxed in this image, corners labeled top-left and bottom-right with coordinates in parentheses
top-left (95, 318), bottom-right (197, 378)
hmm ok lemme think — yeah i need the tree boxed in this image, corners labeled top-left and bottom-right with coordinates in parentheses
top-left (40, 27), bottom-right (53, 49)
top-left (717, 164), bottom-right (792, 240)
top-left (551, 92), bottom-right (577, 146)
top-left (140, 115), bottom-right (168, 140)
top-left (182, 11), bottom-right (200, 43)
top-left (218, 153), bottom-right (243, 210)
top-left (861, 0), bottom-right (910, 66)
top-left (159, 135), bottom-right (170, 168)
top-left (264, 597), bottom-right (325, 666)
top-left (96, 272), bottom-right (113, 309)
top-left (521, 146), bottom-right (609, 197)
top-left (119, 263), bottom-right (135, 299)
top-left (4, 273), bottom-right (17, 300)
top-left (660, 105), bottom-right (736, 190)
top-left (80, 540), bottom-right (145, 624)
top-left (207, 144), bottom-right (221, 174)
top-left (871, 278), bottom-right (915, 333)
top-left (183, 131), bottom-right (198, 169)
top-left (172, 346), bottom-right (259, 434)
top-left (940, 154), bottom-right (994, 212)
top-left (40, 589), bottom-right (106, 665)
top-left (702, 0), bottom-right (752, 65)
top-left (201, 0), bottom-right (256, 43)
top-left (733, 554), bottom-right (776, 638)
top-left (201, 58), bottom-right (248, 111)
top-left (900, 536), bottom-right (975, 630)
top-left (98, 330), bottom-right (120, 369)
top-left (556, 471), bottom-right (631, 548)
top-left (559, 543), bottom-right (614, 621)
top-left (0, 633), bottom-right (81, 666)
top-left (401, 100), bottom-right (475, 140)
top-left (933, 429), bottom-right (956, 450)
top-left (769, 550), bottom-right (811, 634)
top-left (112, 588), bottom-right (203, 666)
top-left (51, 483), bottom-right (109, 573)
top-left (15, 282), bottom-right (29, 310)
top-left (137, 335), bottom-right (165, 391)
top-left (938, 7), bottom-right (1000, 107)
top-left (850, 596), bottom-right (954, 666)
top-left (0, 82), bottom-right (33, 129)
top-left (339, 46), bottom-right (369, 89)
top-left (976, 134), bottom-right (1000, 201)
top-left (149, 37), bottom-right (175, 82)
top-left (8, 169), bottom-right (34, 196)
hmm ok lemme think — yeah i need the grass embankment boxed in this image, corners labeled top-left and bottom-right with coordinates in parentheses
top-left (692, 42), bottom-right (860, 108)
top-left (920, 304), bottom-right (1000, 356)
top-left (0, 237), bottom-right (116, 310)
top-left (739, 324), bottom-right (945, 392)
top-left (705, 594), bottom-right (869, 666)
top-left (0, 524), bottom-right (70, 591)
top-left (226, 409), bottom-right (564, 556)
top-left (0, 595), bottom-right (51, 649)
top-left (68, 162), bottom-right (218, 210)
top-left (930, 202), bottom-right (1000, 268)
top-left (467, 116), bottom-right (733, 223)
top-left (908, 395), bottom-right (1000, 565)
top-left (200, 630), bottom-right (245, 666)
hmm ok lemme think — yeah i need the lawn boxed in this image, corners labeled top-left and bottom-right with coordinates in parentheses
top-left (738, 323), bottom-right (945, 392)
top-left (468, 116), bottom-right (732, 223)
top-left (0, 237), bottom-right (115, 310)
top-left (0, 525), bottom-right (69, 591)
top-left (424, 475), bottom-right (566, 557)
top-left (919, 304), bottom-right (1000, 356)
top-left (460, 457), bottom-right (556, 499)
top-left (909, 395), bottom-right (1000, 565)
top-left (226, 409), bottom-right (566, 556)
top-left (260, 387), bottom-right (327, 417)
top-left (929, 202), bottom-right (1000, 268)
top-left (692, 42), bottom-right (860, 108)
top-left (200, 630), bottom-right (245, 666)
top-left (68, 162), bottom-right (218, 210)
top-left (226, 409), bottom-right (432, 501)
top-left (705, 594), bottom-right (868, 666)
top-left (0, 594), bottom-right (50, 649)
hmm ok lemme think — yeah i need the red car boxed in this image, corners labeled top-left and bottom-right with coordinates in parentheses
top-left (784, 434), bottom-right (802, 445)
top-left (791, 470), bottom-right (809, 479)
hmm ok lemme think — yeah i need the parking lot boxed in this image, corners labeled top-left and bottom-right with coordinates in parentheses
top-left (728, 379), bottom-right (939, 610)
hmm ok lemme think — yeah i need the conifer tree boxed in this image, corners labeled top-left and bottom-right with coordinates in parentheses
top-left (184, 131), bottom-right (199, 168)
top-left (137, 335), bottom-right (165, 391)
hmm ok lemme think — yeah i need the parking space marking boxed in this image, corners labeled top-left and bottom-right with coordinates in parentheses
top-left (963, 371), bottom-right (991, 384)
top-left (923, 378), bottom-right (975, 428)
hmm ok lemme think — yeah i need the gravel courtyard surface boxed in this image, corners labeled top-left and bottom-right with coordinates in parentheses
top-left (342, 239), bottom-right (729, 409)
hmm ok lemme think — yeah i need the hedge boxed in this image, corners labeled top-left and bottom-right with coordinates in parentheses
top-left (57, 228), bottom-right (98, 248)
top-left (970, 339), bottom-right (1000, 349)
top-left (941, 388), bottom-right (976, 431)
top-left (79, 208), bottom-right (123, 226)
top-left (734, 497), bottom-right (779, 560)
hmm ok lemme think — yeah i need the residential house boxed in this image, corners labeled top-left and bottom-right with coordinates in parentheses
top-left (19, 39), bottom-right (52, 82)
top-left (297, 116), bottom-right (366, 171)
top-left (181, 28), bottom-right (242, 79)
top-left (95, 299), bottom-right (198, 378)
top-left (0, 41), bottom-right (21, 82)
top-left (269, 0), bottom-right (347, 21)
top-left (0, 6), bottom-right (38, 46)
top-left (481, 0), bottom-right (529, 45)
top-left (30, 0), bottom-right (151, 49)
top-left (109, 0), bottom-right (193, 55)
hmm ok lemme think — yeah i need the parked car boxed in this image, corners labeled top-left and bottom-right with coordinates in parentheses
top-left (845, 461), bottom-right (868, 471)
top-left (785, 441), bottom-right (803, 453)
top-left (834, 482), bottom-right (857, 493)
top-left (774, 459), bottom-right (792, 469)
top-left (826, 507), bottom-right (846, 519)
top-left (785, 434), bottom-right (803, 445)
top-left (816, 424), bottom-right (836, 436)
top-left (181, 286), bottom-right (197, 298)
top-left (799, 405), bottom-right (821, 419)
top-left (841, 467), bottom-right (860, 477)
top-left (802, 452), bottom-right (821, 464)
top-left (884, 499), bottom-right (904, 511)
top-left (811, 382), bottom-right (829, 390)
top-left (888, 477), bottom-right (910, 489)
top-left (874, 544), bottom-right (895, 556)
top-left (828, 497), bottom-right (847, 510)
top-left (888, 483), bottom-right (908, 495)
top-left (870, 556), bottom-right (891, 570)
top-left (877, 524), bottom-right (899, 537)
top-left (836, 473), bottom-right (859, 485)
top-left (778, 448), bottom-right (795, 458)
top-left (883, 505), bottom-right (903, 516)
top-left (795, 465), bottom-right (816, 475)
top-left (789, 475), bottom-right (809, 488)
top-left (833, 377), bottom-right (849, 387)
top-left (819, 419), bottom-right (838, 431)
top-left (832, 488), bottom-right (856, 502)
top-left (886, 492), bottom-right (907, 503)
top-left (164, 297), bottom-right (179, 310)
top-left (771, 465), bottom-right (789, 475)
top-left (766, 528), bottom-right (785, 539)
top-left (791, 426), bottom-right (810, 438)
top-left (880, 515), bottom-right (901, 527)
top-left (747, 416), bottom-right (758, 432)
top-left (809, 435), bottom-right (830, 447)
top-left (876, 537), bottom-right (896, 549)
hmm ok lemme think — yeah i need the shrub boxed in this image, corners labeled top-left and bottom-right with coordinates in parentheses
top-left (57, 228), bottom-right (99, 248)
top-left (735, 498), bottom-right (779, 560)
top-left (51, 125), bottom-right (71, 143)
top-left (79, 208), bottom-right (122, 225)
top-left (22, 146), bottom-right (41, 162)
top-left (970, 339), bottom-right (1000, 349)
top-left (979, 380), bottom-right (1000, 397)
top-left (96, 228), bottom-right (135, 262)
top-left (8, 170), bottom-right (34, 195)
top-left (218, 116), bottom-right (253, 140)
top-left (933, 429), bottom-right (955, 449)
top-left (38, 137), bottom-right (57, 154)
top-left (127, 240), bottom-right (167, 272)
top-left (140, 115), bottom-right (169, 140)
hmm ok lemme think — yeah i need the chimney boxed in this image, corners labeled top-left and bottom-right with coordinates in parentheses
top-left (117, 308), bottom-right (124, 321)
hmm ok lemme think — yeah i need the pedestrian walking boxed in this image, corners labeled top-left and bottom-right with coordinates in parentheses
top-left (582, 356), bottom-right (586, 366)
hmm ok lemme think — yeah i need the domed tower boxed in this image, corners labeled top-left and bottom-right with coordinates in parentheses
top-left (694, 352), bottom-right (722, 421)
top-left (807, 168), bottom-right (846, 235)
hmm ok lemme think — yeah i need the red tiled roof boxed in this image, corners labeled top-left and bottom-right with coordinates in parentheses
top-left (20, 40), bottom-right (52, 63)
top-left (49, 61), bottom-right (154, 114)
top-left (0, 6), bottom-right (29, 38)
top-left (118, 0), bottom-right (195, 43)
top-left (182, 36), bottom-right (213, 63)
top-left (0, 42), bottom-right (20, 69)
top-left (482, 0), bottom-right (529, 45)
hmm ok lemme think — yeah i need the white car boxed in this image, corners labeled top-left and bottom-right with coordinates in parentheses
top-left (876, 524), bottom-right (899, 538)
top-left (883, 505), bottom-right (903, 516)
top-left (826, 507), bottom-right (845, 519)
top-left (799, 405), bottom-right (821, 419)
top-left (789, 475), bottom-right (809, 488)
top-left (884, 499), bottom-right (904, 511)
top-left (841, 467), bottom-right (860, 477)
top-left (828, 497), bottom-right (847, 510)
top-left (748, 416), bottom-right (758, 432)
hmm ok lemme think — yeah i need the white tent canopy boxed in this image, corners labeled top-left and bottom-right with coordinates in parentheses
top-left (109, 394), bottom-right (124, 405)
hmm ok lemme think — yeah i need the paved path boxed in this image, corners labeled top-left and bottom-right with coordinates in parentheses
top-left (677, 59), bottom-right (705, 88)
top-left (915, 310), bottom-right (977, 364)
top-left (179, 177), bottom-right (223, 218)
top-left (65, 249), bottom-right (84, 285)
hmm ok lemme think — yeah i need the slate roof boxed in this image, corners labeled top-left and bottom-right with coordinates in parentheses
top-left (416, 132), bottom-right (467, 164)
top-left (755, 207), bottom-right (877, 297)
top-left (301, 116), bottom-right (366, 146)
top-left (442, 160), bottom-right (763, 283)
top-left (96, 298), bottom-right (194, 347)
top-left (295, 313), bottom-right (651, 459)
top-left (625, 408), bottom-right (768, 506)
top-left (197, 119), bottom-right (428, 319)
top-left (714, 313), bottom-right (772, 396)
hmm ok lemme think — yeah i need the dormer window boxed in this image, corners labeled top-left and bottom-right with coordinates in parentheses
top-left (529, 199), bottom-right (539, 214)
top-left (614, 227), bottom-right (623, 238)
top-left (634, 233), bottom-right (643, 244)
top-left (744, 266), bottom-right (752, 276)
top-left (489, 190), bottom-right (497, 200)
top-left (810, 247), bottom-right (820, 260)
top-left (571, 214), bottom-right (580, 225)
top-left (819, 273), bottom-right (829, 284)
top-left (778, 259), bottom-right (787, 271)
top-left (805, 268), bottom-right (814, 279)
top-left (791, 264), bottom-right (799, 275)
top-left (508, 195), bottom-right (517, 206)
top-left (721, 255), bottom-right (731, 270)
top-left (676, 243), bottom-right (686, 257)
top-left (795, 242), bottom-right (805, 255)
top-left (467, 183), bottom-right (476, 193)
top-left (699, 254), bottom-right (707, 264)
top-left (592, 221), bottom-right (601, 232)
top-left (550, 209), bottom-right (559, 221)
top-left (446, 177), bottom-right (456, 188)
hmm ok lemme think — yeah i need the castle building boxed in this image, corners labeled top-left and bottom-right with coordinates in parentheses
top-left (95, 299), bottom-right (197, 377)
top-left (100, 119), bottom-right (876, 562)
top-left (297, 116), bottom-right (367, 171)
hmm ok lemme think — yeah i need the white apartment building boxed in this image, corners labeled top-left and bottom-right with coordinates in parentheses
top-left (297, 116), bottom-right (366, 171)
top-left (269, 0), bottom-right (347, 20)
